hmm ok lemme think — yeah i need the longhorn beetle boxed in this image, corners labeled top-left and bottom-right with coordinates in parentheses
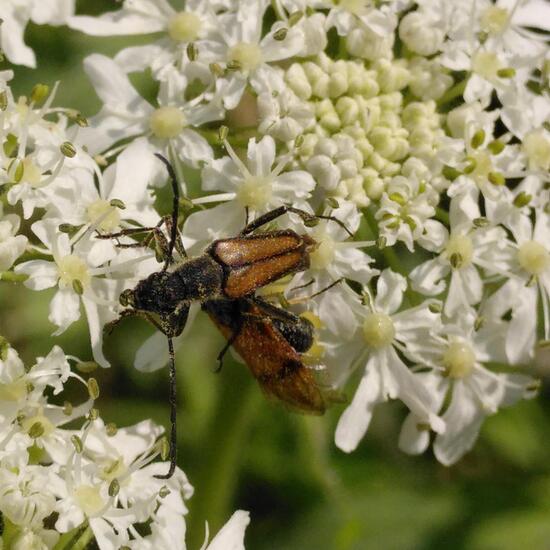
top-left (100, 154), bottom-right (350, 478)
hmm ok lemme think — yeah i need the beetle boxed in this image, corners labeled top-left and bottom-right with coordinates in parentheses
top-left (203, 296), bottom-right (328, 415)
top-left (101, 154), bottom-right (349, 477)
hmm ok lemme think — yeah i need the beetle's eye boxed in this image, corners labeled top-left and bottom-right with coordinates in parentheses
top-left (119, 289), bottom-right (134, 307)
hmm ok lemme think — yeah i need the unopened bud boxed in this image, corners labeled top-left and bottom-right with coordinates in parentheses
top-left (110, 198), bottom-right (126, 209)
top-left (303, 217), bottom-right (320, 228)
top-left (28, 421), bottom-right (45, 439)
top-left (273, 28), bottom-right (288, 41)
top-left (488, 171), bottom-right (505, 186)
top-left (209, 62), bottom-right (224, 77)
top-left (108, 479), bottom-right (120, 497)
top-left (470, 129), bottom-right (485, 149)
top-left (473, 217), bottom-right (490, 228)
top-left (60, 141), bottom-right (77, 158)
top-left (187, 42), bottom-right (198, 61)
top-left (449, 252), bottom-right (463, 268)
top-left (288, 11), bottom-right (303, 26)
top-left (106, 422), bottom-right (117, 436)
top-left (497, 68), bottom-right (516, 78)
top-left (87, 377), bottom-right (100, 400)
top-left (488, 139), bottom-right (505, 155)
top-left (8, 158), bottom-right (24, 183)
top-left (442, 165), bottom-right (461, 181)
top-left (0, 336), bottom-right (9, 361)
top-left (428, 302), bottom-right (442, 314)
top-left (159, 436), bottom-right (170, 460)
top-left (76, 361), bottom-right (98, 373)
top-left (31, 83), bottom-right (49, 104)
top-left (71, 434), bottom-right (84, 453)
top-left (226, 60), bottom-right (242, 71)
top-left (74, 113), bottom-right (89, 127)
top-left (63, 401), bottom-right (73, 416)
top-left (0, 91), bottom-right (7, 111)
top-left (72, 280), bottom-right (84, 295)
top-left (513, 191), bottom-right (532, 208)
top-left (218, 125), bottom-right (229, 142)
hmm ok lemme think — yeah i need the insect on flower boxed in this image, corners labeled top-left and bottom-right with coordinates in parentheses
top-left (100, 154), bottom-right (350, 478)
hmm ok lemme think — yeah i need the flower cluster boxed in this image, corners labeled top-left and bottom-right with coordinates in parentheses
top-left (0, 339), bottom-right (249, 549)
top-left (1, 0), bottom-right (549, 544)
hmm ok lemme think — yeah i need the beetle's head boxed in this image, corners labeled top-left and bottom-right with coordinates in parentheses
top-left (125, 271), bottom-right (181, 314)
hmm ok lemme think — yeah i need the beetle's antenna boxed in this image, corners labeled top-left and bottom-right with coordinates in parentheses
top-left (156, 336), bottom-right (178, 479)
top-left (154, 153), bottom-right (180, 271)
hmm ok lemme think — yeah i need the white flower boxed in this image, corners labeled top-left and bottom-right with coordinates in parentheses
top-left (0, 211), bottom-right (28, 271)
top-left (376, 175), bottom-right (441, 252)
top-left (334, 269), bottom-right (445, 453)
top-left (483, 207), bottom-right (550, 364)
top-left (200, 510), bottom-right (250, 550)
top-left (183, 135), bottom-right (315, 248)
top-left (399, 309), bottom-right (537, 465)
top-left (79, 54), bottom-right (217, 165)
top-left (409, 192), bottom-right (509, 316)
top-left (0, 465), bottom-right (57, 528)
top-left (0, 0), bottom-right (75, 67)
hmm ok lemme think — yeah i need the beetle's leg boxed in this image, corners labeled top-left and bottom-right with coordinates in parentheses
top-left (287, 278), bottom-right (344, 304)
top-left (213, 328), bottom-right (241, 373)
top-left (240, 206), bottom-right (353, 237)
top-left (154, 154), bottom-right (181, 271)
top-left (104, 308), bottom-right (167, 335)
top-left (162, 215), bottom-right (187, 259)
top-left (156, 336), bottom-right (178, 479)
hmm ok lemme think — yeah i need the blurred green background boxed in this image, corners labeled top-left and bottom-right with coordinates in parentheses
top-left (3, 2), bottom-right (550, 549)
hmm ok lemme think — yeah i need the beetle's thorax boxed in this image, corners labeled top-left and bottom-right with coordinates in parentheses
top-left (173, 254), bottom-right (225, 301)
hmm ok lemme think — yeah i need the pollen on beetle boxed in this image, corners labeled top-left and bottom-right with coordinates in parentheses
top-left (150, 106), bottom-right (186, 138)
top-left (362, 312), bottom-right (395, 349)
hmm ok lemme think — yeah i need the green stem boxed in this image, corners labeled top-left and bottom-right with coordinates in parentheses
top-left (438, 78), bottom-right (468, 106)
top-left (53, 524), bottom-right (93, 550)
top-left (435, 206), bottom-right (450, 226)
top-left (186, 370), bottom-right (261, 548)
top-left (0, 271), bottom-right (29, 283)
top-left (363, 207), bottom-right (405, 275)
top-left (197, 129), bottom-right (252, 149)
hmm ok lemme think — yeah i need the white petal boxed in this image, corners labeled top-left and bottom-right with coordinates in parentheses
top-left (398, 413), bottom-right (431, 455)
top-left (409, 258), bottom-right (449, 296)
top-left (374, 269), bottom-right (406, 314)
top-left (176, 129), bottom-right (214, 167)
top-left (434, 381), bottom-right (484, 466)
top-left (49, 288), bottom-right (81, 334)
top-left (335, 358), bottom-right (384, 452)
top-left (83, 54), bottom-right (151, 112)
top-left (1, 10), bottom-right (36, 68)
top-left (248, 136), bottom-right (276, 177)
top-left (16, 260), bottom-right (58, 290)
top-left (203, 510), bottom-right (250, 550)
top-left (506, 284), bottom-right (538, 364)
